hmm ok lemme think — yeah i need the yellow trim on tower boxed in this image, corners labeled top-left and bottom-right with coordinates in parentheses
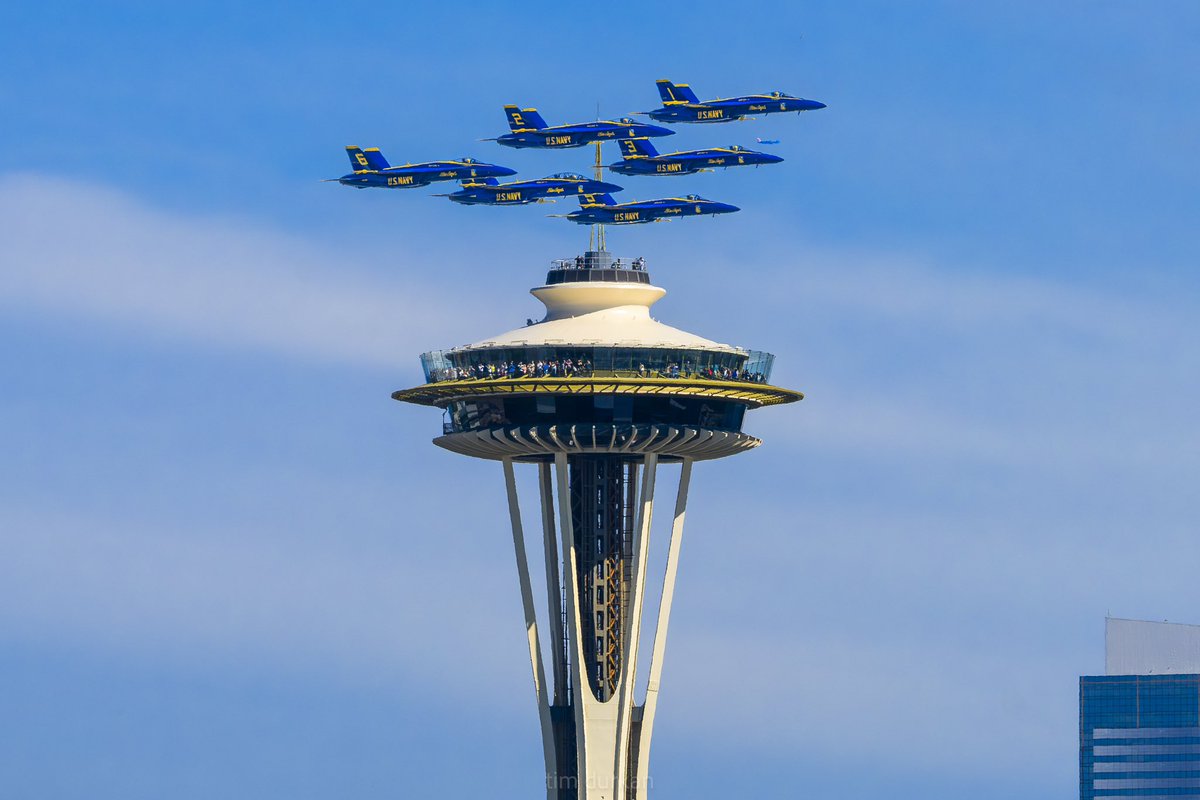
top-left (392, 376), bottom-right (803, 409)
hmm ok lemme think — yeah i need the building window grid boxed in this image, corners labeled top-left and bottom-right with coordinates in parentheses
top-left (1082, 675), bottom-right (1200, 799)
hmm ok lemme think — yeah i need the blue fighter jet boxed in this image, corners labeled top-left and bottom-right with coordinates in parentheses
top-left (608, 139), bottom-right (782, 176)
top-left (487, 106), bottom-right (674, 149)
top-left (327, 146), bottom-right (516, 188)
top-left (437, 173), bottom-right (624, 206)
top-left (559, 192), bottom-right (739, 225)
top-left (642, 80), bottom-right (826, 124)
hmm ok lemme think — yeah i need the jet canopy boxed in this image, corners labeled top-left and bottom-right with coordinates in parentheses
top-left (549, 172), bottom-right (586, 181)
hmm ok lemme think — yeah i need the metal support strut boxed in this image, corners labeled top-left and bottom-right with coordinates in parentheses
top-left (590, 141), bottom-right (606, 252)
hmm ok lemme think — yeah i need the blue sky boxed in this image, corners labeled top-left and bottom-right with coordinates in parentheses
top-left (1, 2), bottom-right (1198, 798)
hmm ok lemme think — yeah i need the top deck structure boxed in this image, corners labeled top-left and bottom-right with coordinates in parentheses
top-left (393, 249), bottom-right (801, 462)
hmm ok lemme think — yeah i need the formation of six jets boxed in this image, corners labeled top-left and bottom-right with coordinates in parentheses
top-left (327, 78), bottom-right (825, 226)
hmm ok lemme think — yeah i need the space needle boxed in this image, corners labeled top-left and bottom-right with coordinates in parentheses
top-left (393, 247), bottom-right (802, 799)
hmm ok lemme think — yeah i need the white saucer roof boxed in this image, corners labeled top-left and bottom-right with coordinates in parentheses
top-left (453, 279), bottom-right (742, 354)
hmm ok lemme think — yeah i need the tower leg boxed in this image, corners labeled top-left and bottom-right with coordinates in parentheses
top-left (539, 462), bottom-right (576, 795)
top-left (615, 454), bottom-right (657, 797)
top-left (502, 458), bottom-right (557, 798)
top-left (539, 463), bottom-right (568, 705)
top-left (633, 458), bottom-right (692, 799)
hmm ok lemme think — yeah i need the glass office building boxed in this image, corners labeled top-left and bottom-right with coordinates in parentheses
top-left (1081, 619), bottom-right (1200, 799)
top-left (1080, 675), bottom-right (1200, 798)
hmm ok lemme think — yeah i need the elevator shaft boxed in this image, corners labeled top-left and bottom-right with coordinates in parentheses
top-left (568, 456), bottom-right (637, 702)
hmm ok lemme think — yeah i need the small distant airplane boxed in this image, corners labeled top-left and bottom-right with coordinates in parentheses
top-left (327, 147), bottom-right (516, 188)
top-left (608, 139), bottom-right (782, 176)
top-left (438, 173), bottom-right (624, 206)
top-left (642, 80), bottom-right (826, 124)
top-left (756, 138), bottom-right (781, 145)
top-left (558, 192), bottom-right (739, 225)
top-left (487, 105), bottom-right (674, 149)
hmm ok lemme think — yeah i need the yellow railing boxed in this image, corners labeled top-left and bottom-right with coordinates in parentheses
top-left (392, 375), bottom-right (803, 409)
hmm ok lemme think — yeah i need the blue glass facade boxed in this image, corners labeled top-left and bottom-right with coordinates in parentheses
top-left (1081, 674), bottom-right (1200, 799)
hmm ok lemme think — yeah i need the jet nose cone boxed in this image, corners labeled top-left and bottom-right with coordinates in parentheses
top-left (597, 181), bottom-right (624, 193)
top-left (643, 123), bottom-right (675, 136)
top-left (763, 153), bottom-right (784, 164)
top-left (717, 203), bottom-right (740, 214)
top-left (496, 166), bottom-right (518, 176)
top-left (804, 99), bottom-right (827, 111)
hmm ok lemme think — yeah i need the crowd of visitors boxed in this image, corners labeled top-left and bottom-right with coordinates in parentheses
top-left (644, 363), bottom-right (767, 383)
top-left (426, 358), bottom-right (768, 385)
top-left (431, 358), bottom-right (593, 382)
top-left (551, 256), bottom-right (647, 271)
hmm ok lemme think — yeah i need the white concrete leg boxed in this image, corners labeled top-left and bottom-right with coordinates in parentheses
top-left (538, 462), bottom-right (568, 705)
top-left (615, 454), bottom-right (658, 796)
top-left (633, 458), bottom-right (692, 800)
top-left (503, 458), bottom-right (557, 799)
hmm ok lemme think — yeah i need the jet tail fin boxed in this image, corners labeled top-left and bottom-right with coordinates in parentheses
top-left (655, 79), bottom-right (699, 105)
top-left (579, 192), bottom-right (615, 207)
top-left (504, 105), bottom-right (547, 131)
top-left (619, 138), bottom-right (658, 159)
top-left (345, 146), bottom-right (375, 172)
top-left (361, 147), bottom-right (390, 170)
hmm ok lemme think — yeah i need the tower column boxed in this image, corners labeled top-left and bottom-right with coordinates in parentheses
top-left (615, 454), bottom-right (657, 798)
top-left (502, 458), bottom-right (557, 797)
top-left (539, 463), bottom-right (568, 705)
top-left (633, 458), bottom-right (692, 800)
top-left (539, 462), bottom-right (577, 795)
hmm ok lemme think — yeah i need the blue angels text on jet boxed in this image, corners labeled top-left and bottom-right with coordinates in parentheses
top-left (608, 139), bottom-right (782, 176)
top-left (487, 106), bottom-right (674, 149)
top-left (438, 173), bottom-right (624, 206)
top-left (559, 192), bottom-right (739, 225)
top-left (328, 147), bottom-right (516, 188)
top-left (643, 80), bottom-right (826, 124)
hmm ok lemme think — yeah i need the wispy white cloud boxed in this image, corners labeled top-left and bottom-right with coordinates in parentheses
top-left (797, 256), bottom-right (1140, 332)
top-left (663, 627), bottom-right (1069, 780)
top-left (0, 173), bottom-right (508, 368)
top-left (727, 242), bottom-right (1200, 475)
top-left (0, 504), bottom-right (534, 710)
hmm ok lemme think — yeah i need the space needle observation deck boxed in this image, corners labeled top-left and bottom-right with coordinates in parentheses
top-left (395, 250), bottom-right (800, 460)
